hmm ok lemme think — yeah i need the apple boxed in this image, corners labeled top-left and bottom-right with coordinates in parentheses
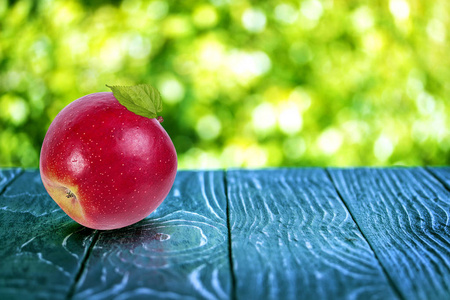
top-left (39, 85), bottom-right (177, 230)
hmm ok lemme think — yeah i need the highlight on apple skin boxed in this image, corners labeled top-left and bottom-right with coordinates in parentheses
top-left (39, 87), bottom-right (177, 230)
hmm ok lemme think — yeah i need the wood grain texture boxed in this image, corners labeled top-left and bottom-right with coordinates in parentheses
top-left (227, 168), bottom-right (398, 300)
top-left (427, 167), bottom-right (450, 190)
top-left (329, 168), bottom-right (450, 300)
top-left (0, 168), bottom-right (22, 193)
top-left (72, 170), bottom-right (231, 300)
top-left (0, 170), bottom-right (96, 300)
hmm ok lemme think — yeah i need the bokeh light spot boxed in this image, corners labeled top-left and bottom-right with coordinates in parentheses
top-left (193, 5), bottom-right (219, 28)
top-left (389, 0), bottom-right (410, 21)
top-left (283, 136), bottom-right (306, 159)
top-left (274, 4), bottom-right (299, 25)
top-left (426, 19), bottom-right (446, 43)
top-left (159, 78), bottom-right (185, 104)
top-left (146, 1), bottom-right (169, 20)
top-left (228, 50), bottom-right (271, 80)
top-left (278, 102), bottom-right (303, 135)
top-left (362, 31), bottom-right (384, 54)
top-left (125, 34), bottom-right (152, 59)
top-left (196, 115), bottom-right (222, 140)
top-left (374, 135), bottom-right (394, 162)
top-left (351, 6), bottom-right (374, 32)
top-left (163, 16), bottom-right (193, 38)
top-left (252, 102), bottom-right (277, 134)
top-left (199, 41), bottom-right (225, 70)
top-left (317, 128), bottom-right (343, 155)
top-left (0, 95), bottom-right (29, 126)
top-left (416, 92), bottom-right (436, 116)
top-left (242, 8), bottom-right (266, 33)
top-left (288, 88), bottom-right (311, 112)
top-left (245, 146), bottom-right (267, 167)
top-left (99, 38), bottom-right (124, 71)
top-left (301, 0), bottom-right (323, 21)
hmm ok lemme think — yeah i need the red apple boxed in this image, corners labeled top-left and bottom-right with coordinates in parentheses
top-left (39, 86), bottom-right (177, 230)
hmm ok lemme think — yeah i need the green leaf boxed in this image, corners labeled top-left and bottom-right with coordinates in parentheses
top-left (106, 84), bottom-right (162, 119)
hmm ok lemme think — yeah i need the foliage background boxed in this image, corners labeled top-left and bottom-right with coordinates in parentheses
top-left (0, 0), bottom-right (448, 168)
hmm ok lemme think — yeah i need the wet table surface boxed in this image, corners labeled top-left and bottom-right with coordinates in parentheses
top-left (0, 167), bottom-right (449, 300)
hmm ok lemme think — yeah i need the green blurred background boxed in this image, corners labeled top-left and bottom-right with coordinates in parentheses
top-left (0, 0), bottom-right (449, 168)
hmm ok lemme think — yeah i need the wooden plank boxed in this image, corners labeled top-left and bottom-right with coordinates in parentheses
top-left (427, 167), bottom-right (450, 190)
top-left (329, 168), bottom-right (450, 300)
top-left (72, 171), bottom-right (231, 300)
top-left (0, 170), bottom-right (96, 300)
top-left (227, 168), bottom-right (398, 300)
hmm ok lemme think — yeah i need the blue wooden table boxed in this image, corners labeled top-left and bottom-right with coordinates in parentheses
top-left (0, 167), bottom-right (449, 300)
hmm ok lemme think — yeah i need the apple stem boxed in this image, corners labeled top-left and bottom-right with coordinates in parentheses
top-left (157, 116), bottom-right (164, 123)
top-left (66, 189), bottom-right (76, 199)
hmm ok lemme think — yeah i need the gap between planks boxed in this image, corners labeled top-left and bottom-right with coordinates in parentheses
top-left (223, 169), bottom-right (237, 300)
top-left (425, 167), bottom-right (450, 191)
top-left (0, 168), bottom-right (25, 196)
top-left (66, 230), bottom-right (100, 300)
top-left (324, 168), bottom-right (405, 300)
